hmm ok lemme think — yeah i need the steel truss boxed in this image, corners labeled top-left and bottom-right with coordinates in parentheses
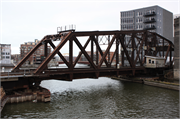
top-left (12, 30), bottom-right (174, 81)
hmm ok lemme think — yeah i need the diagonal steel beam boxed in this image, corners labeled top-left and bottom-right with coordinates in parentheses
top-left (92, 36), bottom-right (109, 67)
top-left (134, 32), bottom-right (146, 65)
top-left (110, 48), bottom-right (117, 65)
top-left (34, 32), bottom-right (72, 74)
top-left (119, 34), bottom-right (134, 67)
top-left (48, 40), bottom-right (70, 68)
top-left (73, 36), bottom-right (97, 69)
top-left (73, 37), bottom-right (91, 68)
top-left (98, 34), bottom-right (117, 68)
top-left (12, 39), bottom-right (44, 72)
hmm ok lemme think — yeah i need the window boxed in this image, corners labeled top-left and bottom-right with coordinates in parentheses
top-left (149, 59), bottom-right (151, 63)
top-left (6, 56), bottom-right (10, 59)
top-left (152, 61), bottom-right (154, 64)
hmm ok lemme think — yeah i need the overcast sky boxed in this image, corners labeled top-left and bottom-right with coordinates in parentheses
top-left (1, 0), bottom-right (179, 55)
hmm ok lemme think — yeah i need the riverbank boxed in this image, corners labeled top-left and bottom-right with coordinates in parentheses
top-left (112, 76), bottom-right (179, 91)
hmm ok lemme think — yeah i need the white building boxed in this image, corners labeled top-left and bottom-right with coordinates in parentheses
top-left (145, 55), bottom-right (165, 68)
top-left (0, 44), bottom-right (11, 64)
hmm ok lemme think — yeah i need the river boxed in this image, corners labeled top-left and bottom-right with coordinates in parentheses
top-left (1, 77), bottom-right (179, 118)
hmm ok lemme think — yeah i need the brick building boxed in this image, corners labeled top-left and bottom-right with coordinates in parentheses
top-left (20, 39), bottom-right (51, 65)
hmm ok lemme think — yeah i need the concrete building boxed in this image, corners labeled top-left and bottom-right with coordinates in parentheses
top-left (173, 16), bottom-right (180, 80)
top-left (20, 39), bottom-right (51, 65)
top-left (0, 44), bottom-right (12, 65)
top-left (0, 44), bottom-right (14, 72)
top-left (120, 5), bottom-right (173, 42)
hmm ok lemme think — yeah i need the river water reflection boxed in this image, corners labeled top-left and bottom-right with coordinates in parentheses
top-left (1, 77), bottom-right (179, 118)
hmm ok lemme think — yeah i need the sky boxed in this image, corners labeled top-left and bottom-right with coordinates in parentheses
top-left (0, 0), bottom-right (180, 56)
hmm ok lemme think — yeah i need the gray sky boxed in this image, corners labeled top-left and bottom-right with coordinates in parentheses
top-left (1, 0), bottom-right (180, 55)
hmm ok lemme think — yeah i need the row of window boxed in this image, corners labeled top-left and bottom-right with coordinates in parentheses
top-left (121, 12), bottom-right (133, 18)
top-left (1, 56), bottom-right (10, 59)
top-left (122, 9), bottom-right (156, 18)
top-left (1, 52), bottom-right (10, 55)
top-left (121, 18), bottom-right (134, 24)
top-left (121, 24), bottom-right (157, 30)
top-left (136, 18), bottom-right (143, 23)
top-left (121, 24), bottom-right (134, 30)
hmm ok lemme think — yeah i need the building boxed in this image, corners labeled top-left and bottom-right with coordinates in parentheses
top-left (0, 44), bottom-right (14, 72)
top-left (120, 5), bottom-right (173, 42)
top-left (145, 55), bottom-right (165, 68)
top-left (120, 5), bottom-right (173, 67)
top-left (0, 44), bottom-right (11, 64)
top-left (173, 16), bottom-right (179, 80)
top-left (20, 39), bottom-right (51, 65)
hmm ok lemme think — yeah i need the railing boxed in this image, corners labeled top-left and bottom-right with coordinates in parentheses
top-left (143, 25), bottom-right (156, 30)
top-left (143, 12), bottom-right (156, 17)
top-left (1, 69), bottom-right (32, 77)
top-left (144, 19), bottom-right (156, 23)
top-left (57, 24), bottom-right (76, 33)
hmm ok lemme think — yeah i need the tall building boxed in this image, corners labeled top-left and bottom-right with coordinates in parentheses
top-left (173, 16), bottom-right (179, 80)
top-left (20, 39), bottom-right (51, 65)
top-left (120, 5), bottom-right (173, 42)
top-left (0, 44), bottom-right (11, 64)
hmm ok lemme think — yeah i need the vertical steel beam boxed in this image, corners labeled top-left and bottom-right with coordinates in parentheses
top-left (170, 46), bottom-right (172, 67)
top-left (163, 39), bottom-right (164, 57)
top-left (116, 38), bottom-right (119, 69)
top-left (44, 42), bottom-right (48, 58)
top-left (131, 33), bottom-right (135, 67)
top-left (90, 36), bottom-right (94, 68)
top-left (69, 39), bottom-right (73, 71)
top-left (96, 35), bottom-right (99, 65)
top-left (108, 35), bottom-right (110, 63)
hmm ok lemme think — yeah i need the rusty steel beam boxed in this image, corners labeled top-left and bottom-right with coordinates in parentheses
top-left (98, 34), bottom-right (117, 68)
top-left (92, 35), bottom-right (109, 67)
top-left (110, 48), bottom-right (117, 65)
top-left (69, 39), bottom-right (73, 71)
top-left (34, 32), bottom-right (72, 74)
top-left (134, 31), bottom-right (146, 65)
top-left (73, 36), bottom-right (97, 69)
top-left (73, 30), bottom-right (146, 36)
top-left (96, 35), bottom-right (99, 65)
top-left (120, 34), bottom-right (134, 68)
top-left (91, 36), bottom-right (94, 63)
top-left (48, 40), bottom-right (70, 68)
top-left (73, 37), bottom-right (91, 68)
top-left (12, 40), bottom-right (44, 72)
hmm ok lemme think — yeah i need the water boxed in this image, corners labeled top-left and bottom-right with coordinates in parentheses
top-left (1, 77), bottom-right (179, 118)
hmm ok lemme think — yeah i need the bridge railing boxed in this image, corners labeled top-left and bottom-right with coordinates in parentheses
top-left (1, 69), bottom-right (32, 77)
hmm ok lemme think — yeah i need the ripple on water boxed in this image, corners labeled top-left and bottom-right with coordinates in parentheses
top-left (1, 77), bottom-right (179, 118)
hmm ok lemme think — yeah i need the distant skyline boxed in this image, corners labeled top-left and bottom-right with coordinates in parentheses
top-left (1, 0), bottom-right (180, 55)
